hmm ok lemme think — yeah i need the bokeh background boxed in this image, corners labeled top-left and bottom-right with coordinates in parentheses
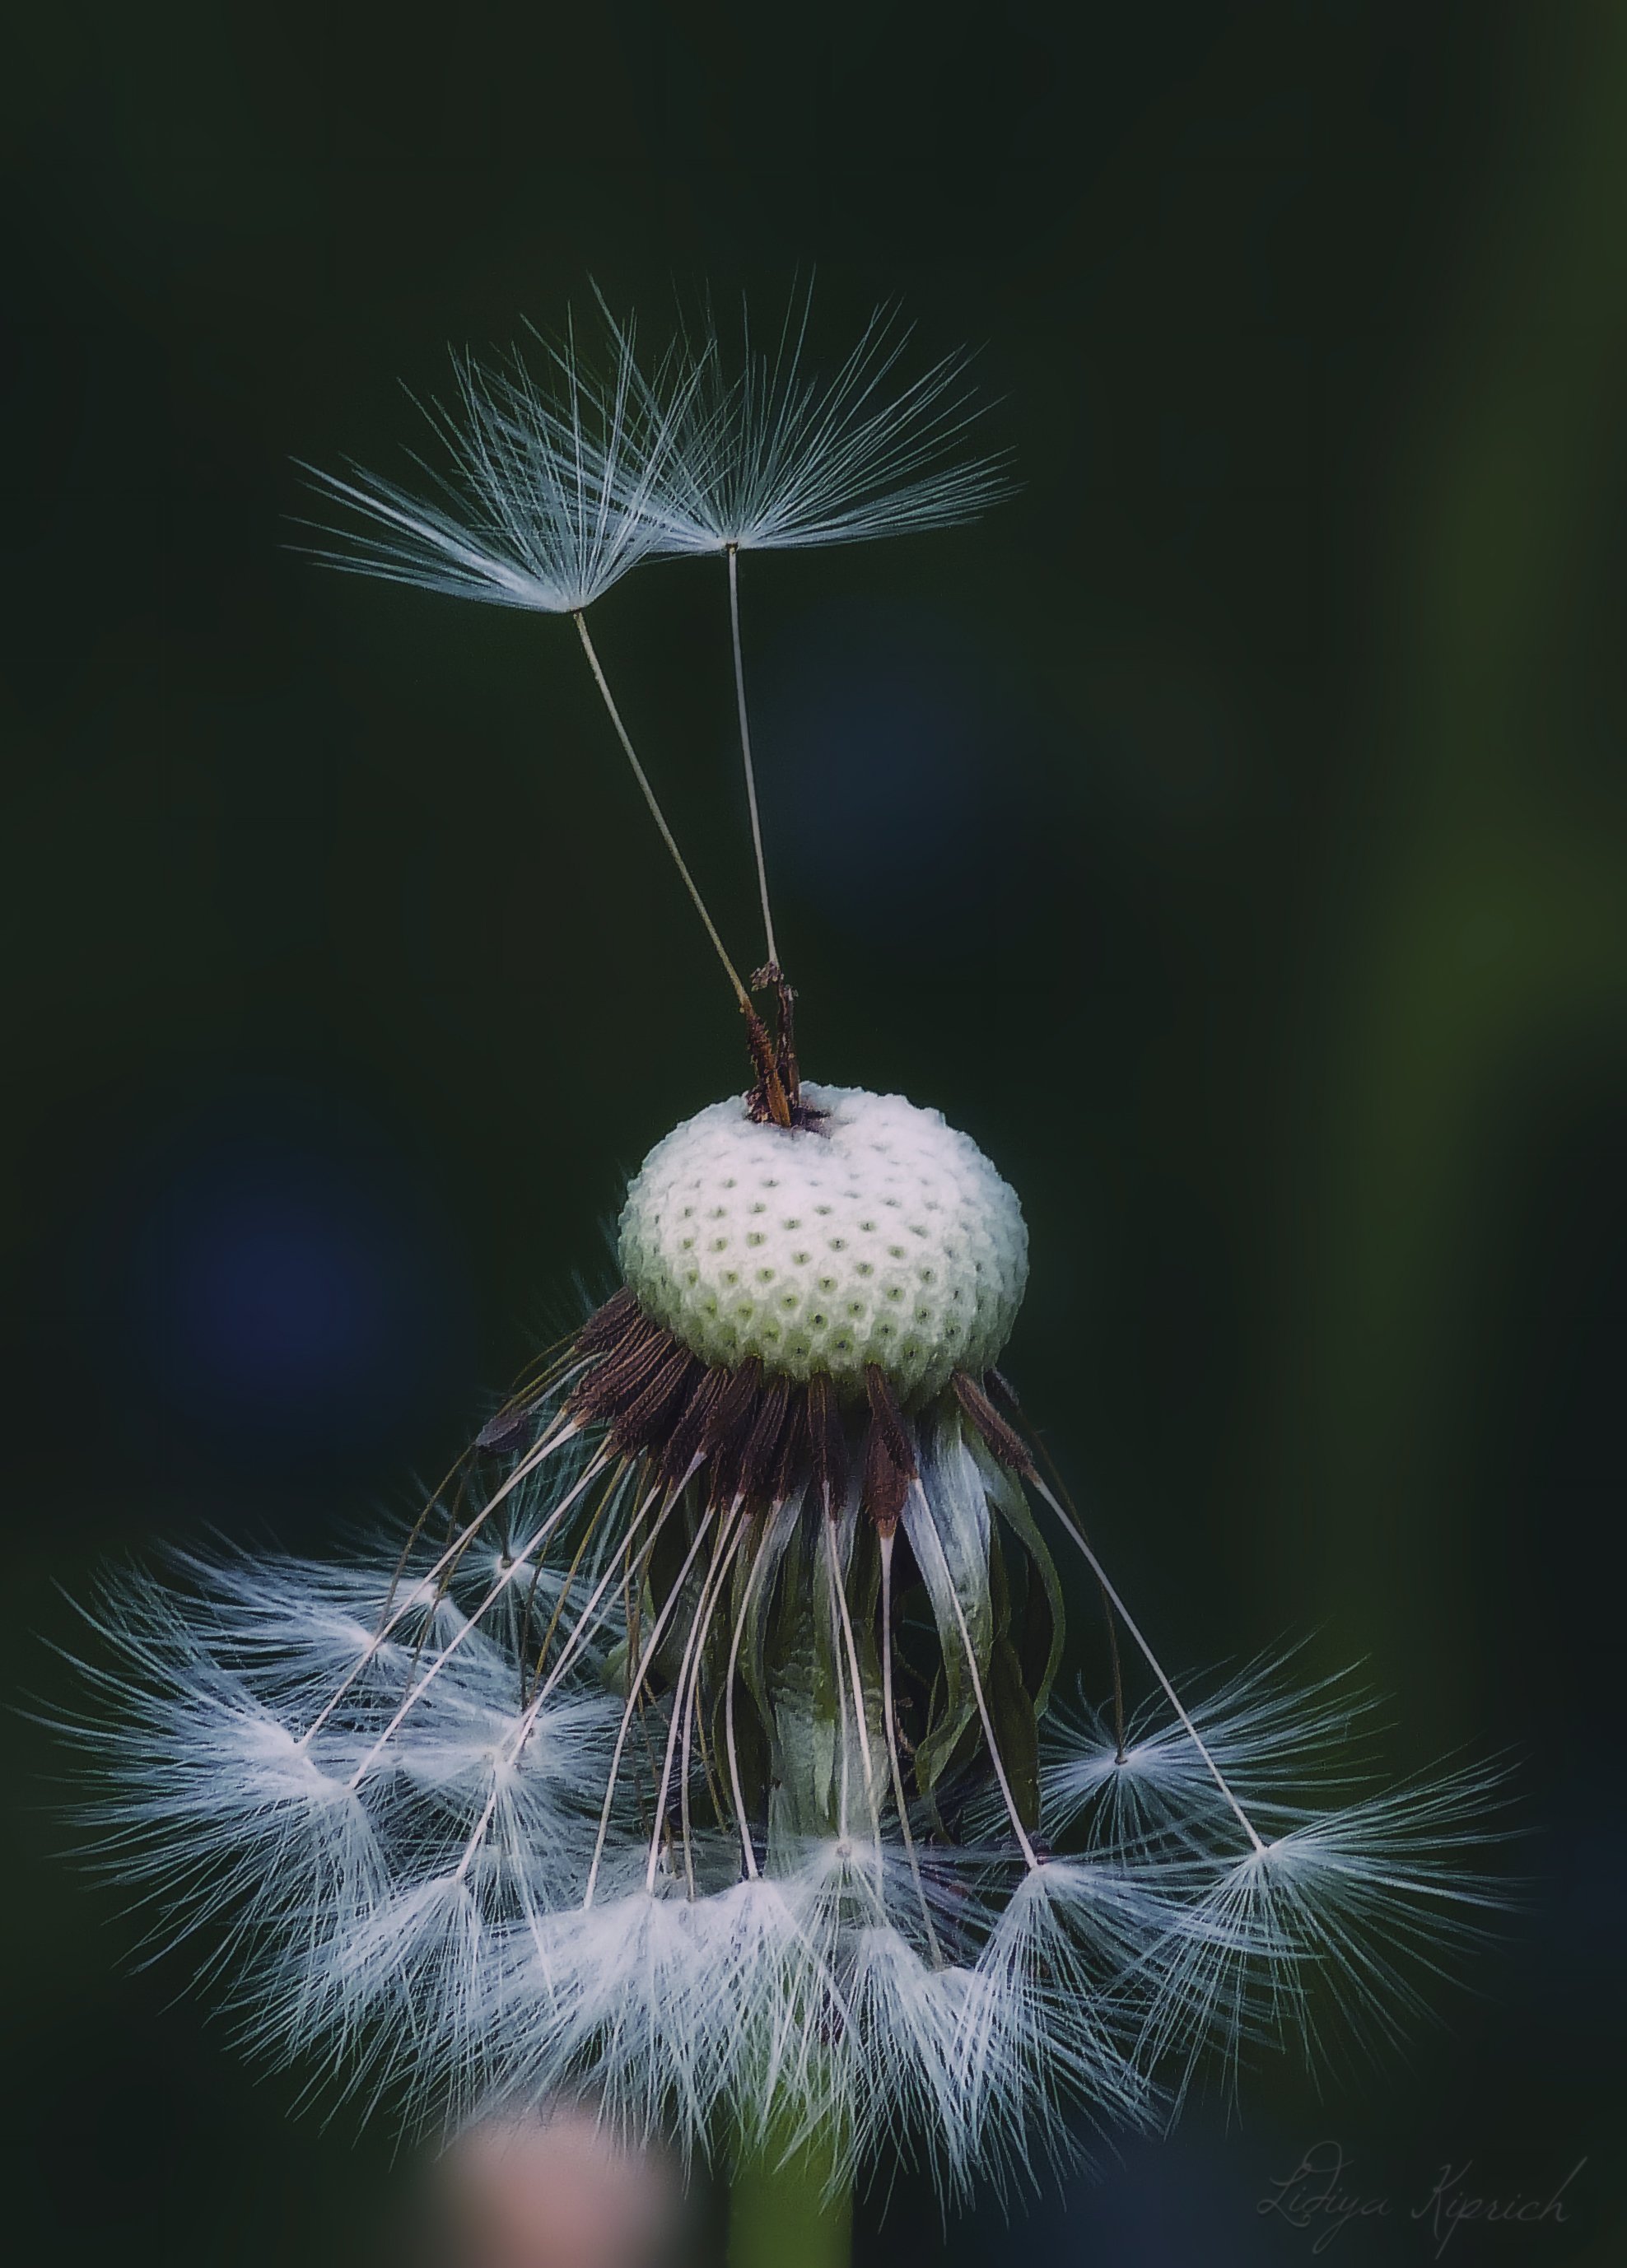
top-left (5, 4), bottom-right (1625, 2261)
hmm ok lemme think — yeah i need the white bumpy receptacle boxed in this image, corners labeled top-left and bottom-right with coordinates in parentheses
top-left (618, 1083), bottom-right (1028, 1403)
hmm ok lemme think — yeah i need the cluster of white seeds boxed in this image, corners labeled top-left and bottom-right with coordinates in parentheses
top-left (617, 1083), bottom-right (1028, 1402)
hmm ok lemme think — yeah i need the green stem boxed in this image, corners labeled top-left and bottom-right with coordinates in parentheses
top-left (728, 2128), bottom-right (852, 2268)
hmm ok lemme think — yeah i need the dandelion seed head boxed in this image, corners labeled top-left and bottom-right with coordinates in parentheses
top-left (618, 1085), bottom-right (1028, 1398)
top-left (59, 286), bottom-right (1514, 2205)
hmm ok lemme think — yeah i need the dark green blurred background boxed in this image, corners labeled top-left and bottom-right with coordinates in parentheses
top-left (5, 4), bottom-right (1625, 2262)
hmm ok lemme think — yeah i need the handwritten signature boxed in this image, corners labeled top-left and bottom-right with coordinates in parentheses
top-left (1256, 2140), bottom-right (1587, 2257)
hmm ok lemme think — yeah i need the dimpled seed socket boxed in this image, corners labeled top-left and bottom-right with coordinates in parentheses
top-left (618, 1083), bottom-right (1028, 1403)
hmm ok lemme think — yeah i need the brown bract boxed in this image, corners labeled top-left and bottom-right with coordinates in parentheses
top-left (562, 1285), bottom-right (1034, 1534)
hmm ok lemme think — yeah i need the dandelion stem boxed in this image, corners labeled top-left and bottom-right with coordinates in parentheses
top-left (729, 2120), bottom-right (851, 2268)
top-left (725, 544), bottom-right (781, 971)
top-left (571, 610), bottom-right (753, 1011)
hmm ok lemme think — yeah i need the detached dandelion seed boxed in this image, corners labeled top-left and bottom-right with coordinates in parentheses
top-left (616, 280), bottom-right (1014, 980)
top-left (63, 288), bottom-right (1512, 2248)
top-left (625, 282), bottom-right (1014, 557)
top-left (299, 306), bottom-right (674, 613)
top-left (301, 300), bottom-right (757, 1019)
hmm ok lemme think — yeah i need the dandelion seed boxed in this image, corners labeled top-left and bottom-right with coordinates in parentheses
top-left (300, 308), bottom-right (678, 615)
top-left (301, 300), bottom-right (760, 1020)
top-left (615, 282), bottom-right (1015, 977)
top-left (627, 283), bottom-right (1014, 557)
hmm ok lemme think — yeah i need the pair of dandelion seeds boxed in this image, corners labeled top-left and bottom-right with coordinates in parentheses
top-left (71, 293), bottom-right (1503, 2200)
